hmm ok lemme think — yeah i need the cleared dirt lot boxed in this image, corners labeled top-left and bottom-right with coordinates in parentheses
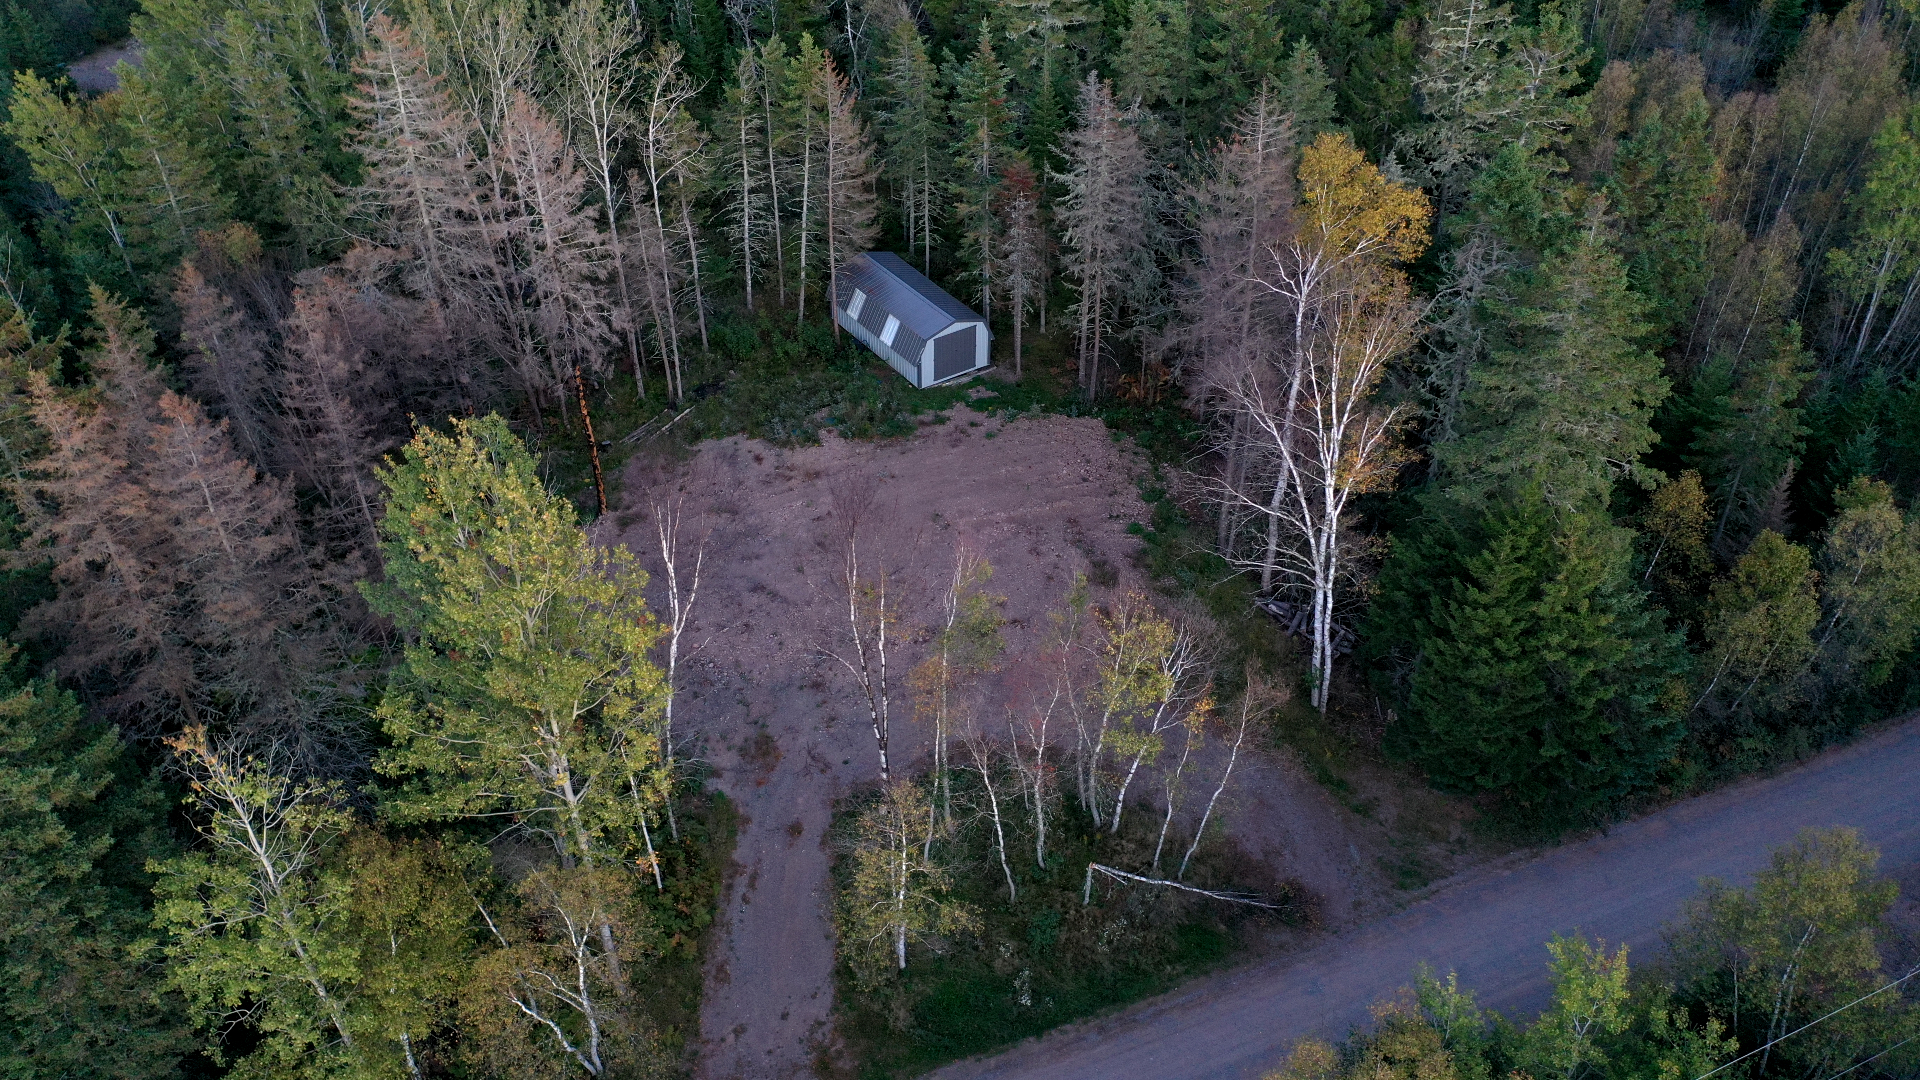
top-left (603, 407), bottom-right (1389, 1079)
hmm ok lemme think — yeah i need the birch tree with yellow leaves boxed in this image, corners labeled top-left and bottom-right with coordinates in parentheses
top-left (1209, 133), bottom-right (1429, 710)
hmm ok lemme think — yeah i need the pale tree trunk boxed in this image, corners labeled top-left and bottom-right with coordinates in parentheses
top-left (1180, 678), bottom-right (1261, 880)
top-left (966, 734), bottom-right (1017, 900)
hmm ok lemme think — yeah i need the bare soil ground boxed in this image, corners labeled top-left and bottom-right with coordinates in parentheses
top-left (604, 407), bottom-right (1426, 1079)
top-left (67, 40), bottom-right (141, 94)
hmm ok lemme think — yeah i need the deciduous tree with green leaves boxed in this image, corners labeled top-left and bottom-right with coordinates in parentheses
top-left (364, 414), bottom-right (668, 870)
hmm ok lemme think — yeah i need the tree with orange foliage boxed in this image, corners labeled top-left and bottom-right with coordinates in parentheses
top-left (1210, 133), bottom-right (1430, 711)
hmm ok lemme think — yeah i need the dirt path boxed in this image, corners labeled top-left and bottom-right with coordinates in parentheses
top-left (933, 716), bottom-right (1920, 1080)
top-left (605, 408), bottom-right (1379, 1079)
top-left (68, 40), bottom-right (141, 94)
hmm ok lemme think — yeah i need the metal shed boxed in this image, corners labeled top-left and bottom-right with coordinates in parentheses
top-left (833, 252), bottom-right (991, 388)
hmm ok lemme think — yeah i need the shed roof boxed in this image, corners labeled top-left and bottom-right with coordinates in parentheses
top-left (838, 252), bottom-right (982, 341)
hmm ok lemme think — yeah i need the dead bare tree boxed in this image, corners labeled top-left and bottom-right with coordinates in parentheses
top-left (821, 473), bottom-right (898, 781)
top-left (646, 474), bottom-right (707, 841)
top-left (1054, 72), bottom-right (1151, 398)
top-left (1179, 667), bottom-right (1280, 880)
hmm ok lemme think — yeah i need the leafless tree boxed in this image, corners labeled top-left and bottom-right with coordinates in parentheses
top-left (1054, 72), bottom-right (1152, 397)
top-left (644, 472), bottom-right (707, 841)
top-left (823, 53), bottom-right (881, 341)
top-left (554, 0), bottom-right (648, 397)
top-left (995, 161), bottom-right (1045, 378)
top-left (1178, 84), bottom-right (1295, 554)
top-left (821, 473), bottom-right (898, 781)
top-left (630, 44), bottom-right (708, 403)
top-left (1179, 667), bottom-right (1279, 879)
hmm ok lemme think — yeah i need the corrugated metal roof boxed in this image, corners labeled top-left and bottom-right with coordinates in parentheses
top-left (837, 253), bottom-right (982, 342)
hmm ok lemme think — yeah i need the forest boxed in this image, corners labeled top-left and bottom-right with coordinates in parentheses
top-left (2, 0), bottom-right (1920, 1073)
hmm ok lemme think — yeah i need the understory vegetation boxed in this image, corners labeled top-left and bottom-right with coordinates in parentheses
top-left (829, 771), bottom-right (1314, 1077)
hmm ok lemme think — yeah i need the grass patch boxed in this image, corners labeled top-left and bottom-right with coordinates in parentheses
top-left (636, 782), bottom-right (739, 1065)
top-left (828, 772), bottom-right (1315, 1079)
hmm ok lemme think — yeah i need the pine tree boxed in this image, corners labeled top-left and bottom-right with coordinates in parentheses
top-left (1683, 323), bottom-right (1813, 555)
top-left (1598, 53), bottom-right (1718, 342)
top-left (1114, 0), bottom-right (1191, 117)
top-left (1273, 38), bottom-right (1337, 144)
top-left (1371, 492), bottom-right (1687, 817)
top-left (948, 26), bottom-right (1016, 320)
top-left (1191, 0), bottom-right (1286, 132)
top-left (1395, 0), bottom-right (1586, 215)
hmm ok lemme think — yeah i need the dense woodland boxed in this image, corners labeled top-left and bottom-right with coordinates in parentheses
top-left (3, 0), bottom-right (1920, 1074)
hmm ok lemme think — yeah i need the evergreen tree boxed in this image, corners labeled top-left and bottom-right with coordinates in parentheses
top-left (1191, 0), bottom-right (1286, 134)
top-left (1272, 39), bottom-right (1337, 144)
top-left (1683, 323), bottom-right (1813, 556)
top-left (947, 26), bottom-right (1016, 320)
top-left (1372, 491), bottom-right (1687, 817)
top-left (874, 18), bottom-right (945, 273)
top-left (0, 642), bottom-right (189, 1079)
top-left (1437, 212), bottom-right (1667, 513)
top-left (1597, 53), bottom-right (1718, 342)
top-left (1114, 0), bottom-right (1190, 119)
top-left (1395, 0), bottom-right (1585, 215)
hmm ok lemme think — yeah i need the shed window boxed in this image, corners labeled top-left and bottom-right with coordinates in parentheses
top-left (880, 315), bottom-right (901, 347)
top-left (847, 290), bottom-right (866, 320)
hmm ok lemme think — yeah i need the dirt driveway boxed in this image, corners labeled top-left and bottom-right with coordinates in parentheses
top-left (605, 407), bottom-right (1379, 1079)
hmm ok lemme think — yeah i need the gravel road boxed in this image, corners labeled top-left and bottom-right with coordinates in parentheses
top-left (935, 716), bottom-right (1920, 1080)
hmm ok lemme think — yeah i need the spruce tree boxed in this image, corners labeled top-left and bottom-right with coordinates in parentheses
top-left (1371, 492), bottom-right (1687, 818)
top-left (947, 26), bottom-right (1016, 319)
top-left (0, 643), bottom-right (188, 1079)
top-left (1683, 323), bottom-right (1813, 555)
top-left (874, 19), bottom-right (945, 273)
top-left (1437, 212), bottom-right (1667, 513)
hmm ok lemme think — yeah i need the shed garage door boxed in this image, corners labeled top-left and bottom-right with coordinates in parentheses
top-left (932, 326), bottom-right (977, 382)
